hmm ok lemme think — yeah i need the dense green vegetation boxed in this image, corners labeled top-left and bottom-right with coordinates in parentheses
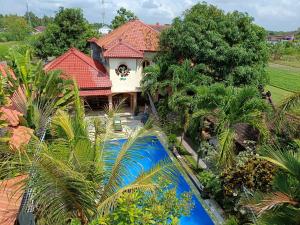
top-left (267, 64), bottom-right (300, 92)
top-left (33, 8), bottom-right (97, 59)
top-left (142, 2), bottom-right (300, 224)
top-left (0, 41), bottom-right (21, 60)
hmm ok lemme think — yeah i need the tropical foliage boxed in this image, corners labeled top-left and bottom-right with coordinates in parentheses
top-left (0, 86), bottom-right (179, 224)
top-left (245, 145), bottom-right (300, 225)
top-left (88, 180), bottom-right (193, 225)
top-left (6, 49), bottom-right (74, 135)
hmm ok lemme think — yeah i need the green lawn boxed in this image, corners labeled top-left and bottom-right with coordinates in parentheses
top-left (265, 85), bottom-right (293, 105)
top-left (267, 63), bottom-right (300, 92)
top-left (0, 41), bottom-right (21, 60)
top-left (266, 63), bottom-right (300, 115)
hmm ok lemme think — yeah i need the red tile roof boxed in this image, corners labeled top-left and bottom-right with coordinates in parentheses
top-left (0, 175), bottom-right (26, 225)
top-left (92, 20), bottom-right (160, 52)
top-left (148, 23), bottom-right (171, 32)
top-left (44, 48), bottom-right (112, 89)
top-left (79, 89), bottom-right (111, 97)
top-left (103, 41), bottom-right (144, 58)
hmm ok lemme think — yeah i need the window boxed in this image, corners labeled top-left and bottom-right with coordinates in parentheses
top-left (142, 60), bottom-right (150, 69)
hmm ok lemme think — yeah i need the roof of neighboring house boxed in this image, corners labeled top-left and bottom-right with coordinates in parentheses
top-left (44, 48), bottom-right (112, 89)
top-left (0, 175), bottom-right (26, 225)
top-left (103, 40), bottom-right (144, 58)
top-left (34, 26), bottom-right (46, 32)
top-left (91, 20), bottom-right (160, 52)
top-left (148, 23), bottom-right (171, 32)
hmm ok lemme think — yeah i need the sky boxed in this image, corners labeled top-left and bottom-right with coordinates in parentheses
top-left (0, 0), bottom-right (299, 31)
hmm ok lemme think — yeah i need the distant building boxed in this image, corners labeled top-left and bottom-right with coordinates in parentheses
top-left (33, 26), bottom-right (46, 34)
top-left (98, 25), bottom-right (112, 35)
top-left (267, 33), bottom-right (296, 44)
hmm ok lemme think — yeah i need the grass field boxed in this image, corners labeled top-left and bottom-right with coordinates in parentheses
top-left (266, 63), bottom-right (300, 115)
top-left (0, 41), bottom-right (21, 60)
top-left (267, 63), bottom-right (300, 92)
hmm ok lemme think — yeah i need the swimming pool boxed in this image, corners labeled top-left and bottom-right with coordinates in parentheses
top-left (106, 136), bottom-right (214, 225)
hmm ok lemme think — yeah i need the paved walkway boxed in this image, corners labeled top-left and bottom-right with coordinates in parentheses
top-left (177, 137), bottom-right (207, 169)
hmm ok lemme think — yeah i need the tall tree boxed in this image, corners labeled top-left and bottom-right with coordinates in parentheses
top-left (157, 2), bottom-right (269, 86)
top-left (33, 8), bottom-right (97, 59)
top-left (111, 7), bottom-right (137, 29)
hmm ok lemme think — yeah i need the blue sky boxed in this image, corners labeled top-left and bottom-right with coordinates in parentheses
top-left (0, 0), bottom-right (299, 31)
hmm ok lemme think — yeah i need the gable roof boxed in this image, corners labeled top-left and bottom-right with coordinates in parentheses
top-left (103, 41), bottom-right (144, 58)
top-left (92, 20), bottom-right (160, 52)
top-left (44, 48), bottom-right (111, 89)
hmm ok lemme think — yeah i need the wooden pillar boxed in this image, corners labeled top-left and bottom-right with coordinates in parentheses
top-left (132, 92), bottom-right (137, 113)
top-left (108, 94), bottom-right (113, 110)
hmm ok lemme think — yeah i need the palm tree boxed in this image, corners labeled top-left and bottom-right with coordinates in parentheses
top-left (6, 50), bottom-right (74, 136)
top-left (193, 84), bottom-right (270, 168)
top-left (273, 91), bottom-right (300, 136)
top-left (0, 86), bottom-right (175, 224)
top-left (245, 144), bottom-right (300, 225)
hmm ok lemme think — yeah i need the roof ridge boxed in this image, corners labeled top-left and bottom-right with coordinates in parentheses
top-left (44, 48), bottom-right (74, 70)
top-left (134, 19), bottom-right (160, 33)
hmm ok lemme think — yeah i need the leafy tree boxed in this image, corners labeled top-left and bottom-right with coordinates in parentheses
top-left (33, 8), bottom-right (97, 59)
top-left (245, 145), bottom-right (300, 225)
top-left (89, 180), bottom-right (193, 225)
top-left (0, 90), bottom-right (176, 224)
top-left (0, 15), bottom-right (31, 41)
top-left (158, 2), bottom-right (269, 86)
top-left (24, 11), bottom-right (53, 27)
top-left (111, 7), bottom-right (137, 29)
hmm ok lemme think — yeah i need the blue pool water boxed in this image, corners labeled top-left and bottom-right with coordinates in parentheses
top-left (106, 136), bottom-right (214, 225)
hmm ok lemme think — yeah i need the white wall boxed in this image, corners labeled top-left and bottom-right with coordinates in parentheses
top-left (108, 52), bottom-right (156, 93)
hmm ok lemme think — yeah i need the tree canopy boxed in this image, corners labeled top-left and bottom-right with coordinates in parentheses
top-left (157, 2), bottom-right (269, 86)
top-left (111, 7), bottom-right (137, 29)
top-left (33, 7), bottom-right (97, 59)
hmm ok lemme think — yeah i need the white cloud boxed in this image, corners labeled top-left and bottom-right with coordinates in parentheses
top-left (0, 0), bottom-right (299, 31)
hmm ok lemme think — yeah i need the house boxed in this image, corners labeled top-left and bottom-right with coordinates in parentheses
top-left (98, 25), bottom-right (112, 35)
top-left (33, 26), bottom-right (46, 34)
top-left (46, 19), bottom-right (169, 112)
top-left (267, 33), bottom-right (295, 44)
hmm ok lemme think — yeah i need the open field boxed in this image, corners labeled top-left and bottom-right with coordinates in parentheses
top-left (266, 63), bottom-right (300, 115)
top-left (267, 63), bottom-right (300, 92)
top-left (0, 41), bottom-right (21, 60)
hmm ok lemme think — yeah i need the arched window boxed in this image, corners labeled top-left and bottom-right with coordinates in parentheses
top-left (142, 60), bottom-right (150, 69)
